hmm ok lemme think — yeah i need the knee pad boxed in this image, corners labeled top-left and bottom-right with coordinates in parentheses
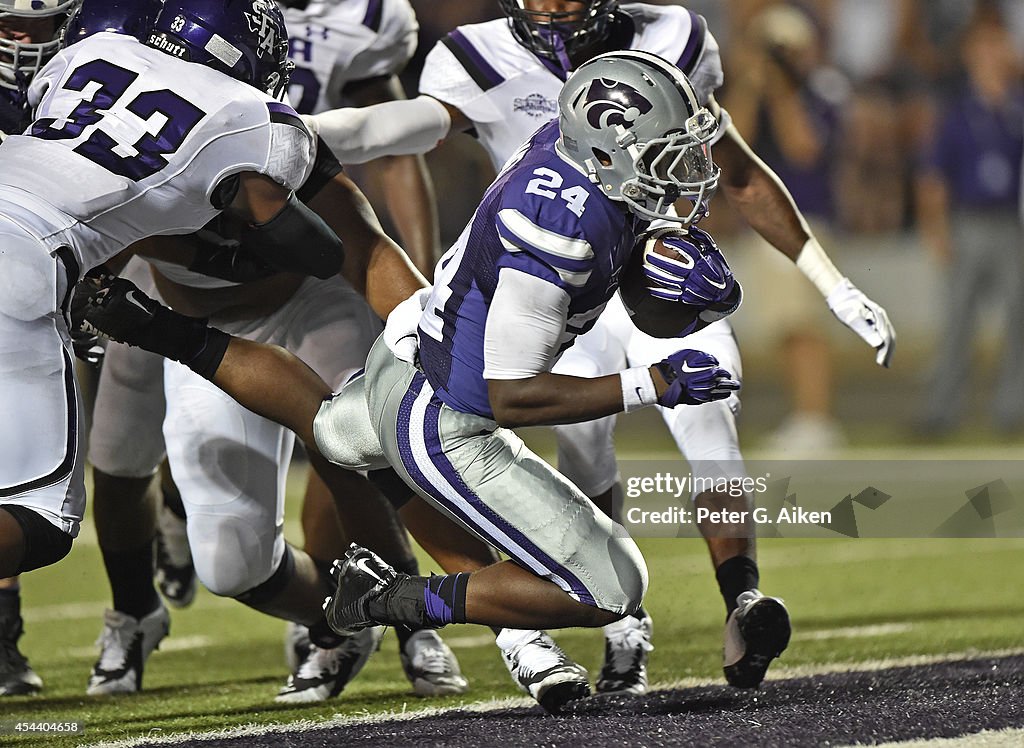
top-left (552, 417), bottom-right (619, 497)
top-left (234, 545), bottom-right (295, 606)
top-left (3, 504), bottom-right (73, 573)
top-left (188, 513), bottom-right (280, 597)
top-left (603, 536), bottom-right (649, 616)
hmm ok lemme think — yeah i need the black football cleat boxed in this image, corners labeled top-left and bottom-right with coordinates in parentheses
top-left (723, 590), bottom-right (791, 689)
top-left (323, 544), bottom-right (438, 636)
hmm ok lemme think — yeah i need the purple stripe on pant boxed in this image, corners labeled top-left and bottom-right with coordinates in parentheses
top-left (394, 372), bottom-right (597, 607)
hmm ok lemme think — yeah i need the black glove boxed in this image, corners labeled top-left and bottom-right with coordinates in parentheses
top-left (72, 273), bottom-right (164, 347)
top-left (69, 268), bottom-right (118, 365)
top-left (72, 273), bottom-right (230, 380)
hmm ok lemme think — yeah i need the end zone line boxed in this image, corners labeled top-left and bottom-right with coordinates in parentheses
top-left (83, 647), bottom-right (1024, 748)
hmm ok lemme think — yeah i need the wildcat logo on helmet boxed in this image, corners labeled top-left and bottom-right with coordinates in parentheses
top-left (243, 0), bottom-right (278, 58)
top-left (583, 78), bottom-right (653, 130)
top-left (581, 77), bottom-right (651, 129)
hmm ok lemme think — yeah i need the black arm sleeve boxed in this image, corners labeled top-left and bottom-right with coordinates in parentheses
top-left (296, 136), bottom-right (344, 204)
top-left (241, 192), bottom-right (344, 279)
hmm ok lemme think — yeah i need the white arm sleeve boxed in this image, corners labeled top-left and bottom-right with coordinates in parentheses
top-left (265, 119), bottom-right (315, 191)
top-left (307, 95), bottom-right (451, 165)
top-left (484, 269), bottom-right (571, 380)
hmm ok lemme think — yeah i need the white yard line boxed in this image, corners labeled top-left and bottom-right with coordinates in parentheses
top-left (792, 622), bottom-right (914, 641)
top-left (847, 728), bottom-right (1024, 748)
top-left (84, 647), bottom-right (1024, 748)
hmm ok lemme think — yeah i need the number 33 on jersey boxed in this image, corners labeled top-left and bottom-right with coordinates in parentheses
top-left (0, 32), bottom-right (313, 273)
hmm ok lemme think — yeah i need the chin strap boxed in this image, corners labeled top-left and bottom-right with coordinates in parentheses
top-left (540, 27), bottom-right (575, 74)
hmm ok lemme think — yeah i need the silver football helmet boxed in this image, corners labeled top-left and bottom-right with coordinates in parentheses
top-left (556, 50), bottom-right (720, 223)
top-left (0, 0), bottom-right (80, 91)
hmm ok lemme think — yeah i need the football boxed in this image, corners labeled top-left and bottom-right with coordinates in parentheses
top-left (619, 229), bottom-right (706, 338)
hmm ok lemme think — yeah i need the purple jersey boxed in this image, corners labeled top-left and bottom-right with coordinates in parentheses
top-left (417, 120), bottom-right (645, 418)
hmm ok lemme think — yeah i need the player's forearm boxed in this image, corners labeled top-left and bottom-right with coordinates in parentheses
top-left (716, 125), bottom-right (811, 261)
top-left (364, 237), bottom-right (429, 320)
top-left (487, 372), bottom-right (638, 428)
top-left (368, 153), bottom-right (440, 278)
top-left (306, 96), bottom-right (452, 165)
top-left (306, 170), bottom-right (428, 318)
top-left (213, 338), bottom-right (328, 449)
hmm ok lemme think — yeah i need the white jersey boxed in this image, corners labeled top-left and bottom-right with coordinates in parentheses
top-left (420, 3), bottom-right (728, 169)
top-left (0, 33), bottom-right (313, 273)
top-left (284, 0), bottom-right (418, 114)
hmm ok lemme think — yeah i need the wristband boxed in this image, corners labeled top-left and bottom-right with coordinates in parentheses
top-left (620, 366), bottom-right (658, 413)
top-left (795, 237), bottom-right (843, 298)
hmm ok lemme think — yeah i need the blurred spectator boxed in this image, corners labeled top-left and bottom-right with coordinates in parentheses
top-left (827, 0), bottom-right (910, 84)
top-left (833, 86), bottom-right (909, 233)
top-left (915, 10), bottom-right (1024, 434)
top-left (723, 2), bottom-right (851, 453)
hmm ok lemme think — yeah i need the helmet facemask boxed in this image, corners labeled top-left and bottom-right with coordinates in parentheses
top-left (619, 108), bottom-right (720, 223)
top-left (500, 0), bottom-right (618, 68)
top-left (557, 51), bottom-right (722, 224)
top-left (0, 0), bottom-right (80, 92)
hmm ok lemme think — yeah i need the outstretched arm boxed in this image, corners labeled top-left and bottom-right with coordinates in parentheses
top-left (306, 96), bottom-right (472, 165)
top-left (305, 166), bottom-right (427, 319)
top-left (342, 75), bottom-right (442, 277)
top-left (75, 274), bottom-right (329, 450)
top-left (711, 107), bottom-right (896, 367)
top-left (212, 337), bottom-right (329, 448)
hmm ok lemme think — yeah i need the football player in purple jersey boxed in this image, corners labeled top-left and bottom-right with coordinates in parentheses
top-left (305, 0), bottom-right (896, 696)
top-left (75, 51), bottom-right (741, 713)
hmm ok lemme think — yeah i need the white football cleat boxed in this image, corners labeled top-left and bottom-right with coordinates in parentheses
top-left (275, 625), bottom-right (384, 704)
top-left (400, 629), bottom-right (469, 696)
top-left (87, 605), bottom-right (170, 695)
top-left (498, 629), bottom-right (590, 714)
top-left (596, 611), bottom-right (654, 695)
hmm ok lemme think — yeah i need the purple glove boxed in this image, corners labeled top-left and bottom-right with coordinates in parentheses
top-left (654, 349), bottom-right (740, 407)
top-left (642, 226), bottom-right (736, 305)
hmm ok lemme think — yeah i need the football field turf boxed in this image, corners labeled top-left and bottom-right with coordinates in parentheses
top-left (4, 438), bottom-right (1024, 747)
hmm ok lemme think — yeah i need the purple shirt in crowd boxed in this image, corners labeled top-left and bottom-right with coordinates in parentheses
top-left (923, 87), bottom-right (1024, 211)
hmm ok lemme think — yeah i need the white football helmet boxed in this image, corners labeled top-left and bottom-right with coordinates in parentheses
top-left (0, 0), bottom-right (81, 91)
top-left (556, 50), bottom-right (720, 223)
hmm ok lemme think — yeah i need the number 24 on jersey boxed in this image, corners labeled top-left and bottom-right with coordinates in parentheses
top-left (526, 167), bottom-right (590, 217)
